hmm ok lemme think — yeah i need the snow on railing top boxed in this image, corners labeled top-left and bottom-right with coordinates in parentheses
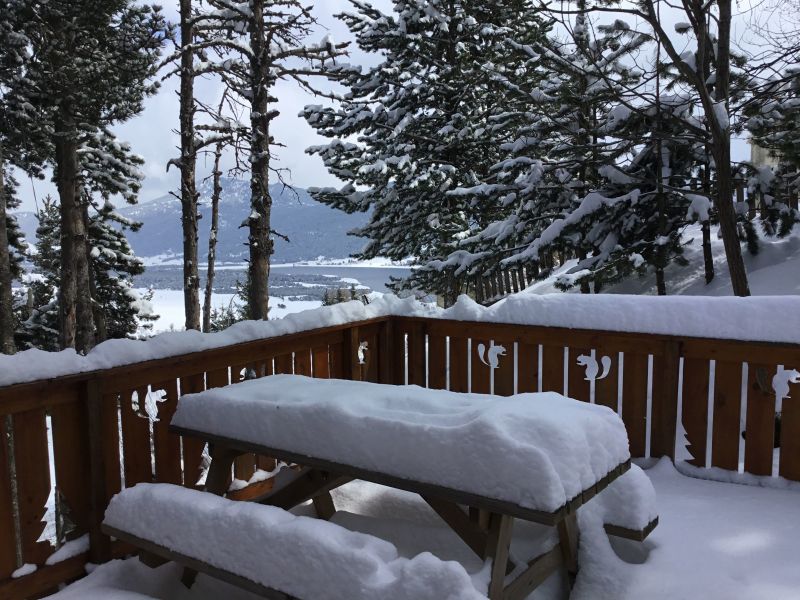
top-left (1, 292), bottom-right (799, 388)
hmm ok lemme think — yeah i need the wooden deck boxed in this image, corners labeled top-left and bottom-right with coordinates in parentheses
top-left (0, 313), bottom-right (798, 596)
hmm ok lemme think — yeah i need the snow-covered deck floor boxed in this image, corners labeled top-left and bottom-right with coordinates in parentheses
top-left (49, 459), bottom-right (800, 600)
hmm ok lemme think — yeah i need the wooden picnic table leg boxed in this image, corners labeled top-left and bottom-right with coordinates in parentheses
top-left (181, 445), bottom-right (239, 589)
top-left (485, 513), bottom-right (514, 600)
top-left (557, 512), bottom-right (579, 588)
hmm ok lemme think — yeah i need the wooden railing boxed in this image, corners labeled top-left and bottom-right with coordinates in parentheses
top-left (1, 313), bottom-right (799, 597)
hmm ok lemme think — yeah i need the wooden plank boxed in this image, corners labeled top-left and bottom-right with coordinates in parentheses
top-left (51, 400), bottom-right (92, 532)
top-left (152, 379), bottom-right (182, 485)
top-left (0, 417), bottom-right (17, 580)
top-left (206, 367), bottom-right (229, 389)
top-left (0, 552), bottom-right (89, 600)
top-left (328, 343), bottom-right (343, 379)
top-left (376, 320), bottom-right (394, 384)
top-left (449, 337), bottom-right (468, 393)
top-left (471, 338), bottom-right (492, 394)
top-left (86, 384), bottom-right (118, 563)
top-left (494, 342), bottom-right (515, 396)
top-left (605, 517), bottom-right (659, 542)
top-left (595, 352), bottom-right (619, 411)
top-left (622, 353), bottom-right (648, 458)
top-left (517, 343), bottom-right (538, 393)
top-left (422, 496), bottom-right (488, 558)
top-left (681, 358), bottom-right (710, 467)
top-left (311, 346), bottom-right (330, 379)
top-left (557, 513), bottom-right (578, 577)
top-left (180, 374), bottom-right (206, 488)
top-left (502, 546), bottom-right (562, 600)
top-left (12, 408), bottom-right (52, 565)
top-left (744, 364), bottom-right (776, 476)
top-left (485, 513), bottom-right (514, 599)
top-left (341, 326), bottom-right (361, 381)
top-left (541, 345), bottom-right (564, 394)
top-left (363, 331), bottom-right (380, 383)
top-left (121, 387), bottom-right (153, 487)
top-left (567, 347), bottom-right (591, 402)
top-left (101, 526), bottom-right (291, 600)
top-left (711, 361), bottom-right (743, 471)
top-left (650, 342), bottom-right (681, 459)
top-left (294, 349), bottom-right (312, 377)
top-left (780, 369), bottom-right (800, 480)
top-left (406, 322), bottom-right (426, 387)
top-left (173, 424), bottom-right (631, 527)
top-left (427, 334), bottom-right (447, 390)
top-left (274, 354), bottom-right (294, 375)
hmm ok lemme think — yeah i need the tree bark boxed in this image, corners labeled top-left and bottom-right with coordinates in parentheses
top-left (179, 0), bottom-right (201, 330)
top-left (247, 0), bottom-right (272, 321)
top-left (202, 143), bottom-right (223, 332)
top-left (55, 107), bottom-right (96, 352)
top-left (712, 0), bottom-right (750, 296)
top-left (0, 143), bottom-right (17, 354)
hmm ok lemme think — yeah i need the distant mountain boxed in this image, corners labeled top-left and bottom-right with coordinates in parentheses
top-left (15, 178), bottom-right (368, 264)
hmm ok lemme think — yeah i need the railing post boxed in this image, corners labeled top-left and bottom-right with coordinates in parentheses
top-left (86, 379), bottom-right (112, 563)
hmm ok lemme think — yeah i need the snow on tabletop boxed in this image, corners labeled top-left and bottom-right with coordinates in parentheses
top-left (103, 483), bottom-right (486, 600)
top-left (2, 292), bottom-right (800, 389)
top-left (170, 375), bottom-right (631, 513)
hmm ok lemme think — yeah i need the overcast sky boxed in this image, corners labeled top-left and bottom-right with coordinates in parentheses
top-left (16, 0), bottom-right (756, 212)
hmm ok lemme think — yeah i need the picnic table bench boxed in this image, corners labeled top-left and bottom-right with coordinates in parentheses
top-left (103, 375), bottom-right (658, 599)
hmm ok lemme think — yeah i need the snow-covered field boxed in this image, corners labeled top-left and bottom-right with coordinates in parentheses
top-left (142, 289), bottom-right (322, 332)
top-left (48, 459), bottom-right (800, 599)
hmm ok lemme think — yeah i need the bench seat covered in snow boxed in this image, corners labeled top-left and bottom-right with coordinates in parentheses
top-left (103, 483), bottom-right (485, 600)
top-left (170, 374), bottom-right (632, 519)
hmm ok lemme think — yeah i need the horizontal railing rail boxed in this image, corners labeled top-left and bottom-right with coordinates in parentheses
top-left (0, 312), bottom-right (798, 597)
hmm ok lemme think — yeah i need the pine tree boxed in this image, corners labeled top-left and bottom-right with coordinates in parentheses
top-left (194, 0), bottom-right (348, 320)
top-left (303, 0), bottom-right (551, 304)
top-left (14, 0), bottom-right (165, 352)
top-left (431, 9), bottom-right (646, 294)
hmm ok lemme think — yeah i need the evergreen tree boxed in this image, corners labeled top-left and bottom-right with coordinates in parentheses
top-left (429, 10), bottom-right (647, 294)
top-left (304, 0), bottom-right (551, 305)
top-left (14, 0), bottom-right (165, 352)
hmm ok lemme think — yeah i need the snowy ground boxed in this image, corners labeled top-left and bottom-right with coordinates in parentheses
top-left (142, 289), bottom-right (322, 332)
top-left (527, 223), bottom-right (800, 296)
top-left (48, 459), bottom-right (800, 599)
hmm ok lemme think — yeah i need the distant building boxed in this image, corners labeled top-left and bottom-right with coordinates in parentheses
top-left (749, 139), bottom-right (780, 168)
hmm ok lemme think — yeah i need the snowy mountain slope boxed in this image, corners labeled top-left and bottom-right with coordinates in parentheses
top-left (524, 223), bottom-right (800, 296)
top-left (14, 178), bottom-right (368, 264)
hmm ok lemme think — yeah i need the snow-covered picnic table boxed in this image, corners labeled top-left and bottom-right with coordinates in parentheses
top-left (104, 375), bottom-right (658, 599)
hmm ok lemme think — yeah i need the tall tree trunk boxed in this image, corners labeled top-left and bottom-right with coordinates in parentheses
top-left (84, 207), bottom-right (107, 342)
top-left (247, 0), bottom-right (272, 320)
top-left (179, 0), bottom-right (200, 330)
top-left (713, 0), bottom-right (750, 297)
top-left (55, 110), bottom-right (95, 353)
top-left (0, 143), bottom-right (16, 354)
top-left (202, 143), bottom-right (223, 332)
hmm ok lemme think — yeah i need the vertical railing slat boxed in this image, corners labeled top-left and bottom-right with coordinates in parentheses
top-left (567, 347), bottom-right (591, 402)
top-left (779, 375), bottom-right (800, 480)
top-left (449, 337), bottom-right (468, 393)
top-left (179, 374), bottom-right (206, 488)
top-left (12, 408), bottom-right (52, 565)
top-left (744, 364), bottom-right (776, 476)
top-left (517, 343), bottom-right (538, 393)
top-left (51, 399), bottom-right (92, 532)
top-left (711, 361), bottom-right (743, 471)
top-left (471, 338), bottom-right (491, 394)
top-left (650, 342), bottom-right (680, 459)
top-left (120, 387), bottom-right (153, 487)
top-left (681, 358), bottom-right (710, 467)
top-left (622, 353), bottom-right (648, 458)
top-left (594, 353), bottom-right (619, 412)
top-left (427, 334), bottom-right (447, 390)
top-left (541, 345), bottom-right (564, 394)
top-left (152, 379), bottom-right (182, 485)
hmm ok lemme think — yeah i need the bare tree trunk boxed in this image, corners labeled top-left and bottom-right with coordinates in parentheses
top-left (0, 143), bottom-right (16, 354)
top-left (712, 0), bottom-right (750, 297)
top-left (247, 0), bottom-right (272, 321)
top-left (179, 0), bottom-right (201, 330)
top-left (202, 142), bottom-right (223, 332)
top-left (55, 111), bottom-right (78, 350)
